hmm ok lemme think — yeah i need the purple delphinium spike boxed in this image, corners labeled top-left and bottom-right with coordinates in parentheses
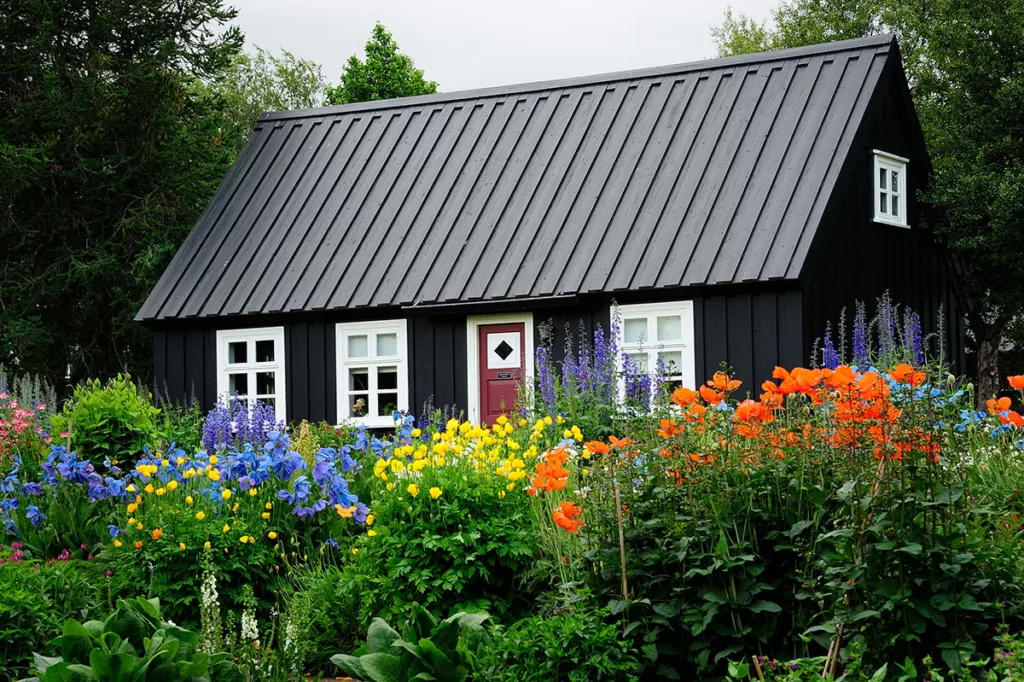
top-left (853, 301), bottom-right (868, 367)
top-left (535, 345), bottom-right (557, 415)
top-left (822, 322), bottom-right (839, 370)
top-left (904, 309), bottom-right (924, 365)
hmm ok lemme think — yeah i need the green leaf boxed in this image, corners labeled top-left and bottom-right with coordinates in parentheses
top-left (358, 653), bottom-right (403, 682)
top-left (898, 543), bottom-right (923, 555)
top-left (728, 661), bottom-right (750, 679)
top-left (331, 654), bottom-right (368, 679)
top-left (60, 620), bottom-right (94, 665)
top-left (748, 600), bottom-right (782, 613)
top-left (32, 654), bottom-right (65, 676)
top-left (366, 618), bottom-right (401, 655)
top-left (869, 663), bottom-right (888, 682)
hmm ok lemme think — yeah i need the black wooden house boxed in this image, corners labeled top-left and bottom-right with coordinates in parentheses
top-left (139, 35), bottom-right (964, 426)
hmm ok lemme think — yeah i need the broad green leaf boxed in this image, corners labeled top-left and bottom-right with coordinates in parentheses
top-left (358, 653), bottom-right (403, 682)
top-left (330, 654), bottom-right (369, 680)
top-left (748, 600), bottom-right (781, 613)
top-left (869, 663), bottom-right (888, 682)
top-left (367, 618), bottom-right (402, 655)
top-left (898, 543), bottom-right (923, 555)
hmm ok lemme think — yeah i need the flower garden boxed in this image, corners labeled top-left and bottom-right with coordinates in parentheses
top-left (4, 305), bottom-right (1024, 682)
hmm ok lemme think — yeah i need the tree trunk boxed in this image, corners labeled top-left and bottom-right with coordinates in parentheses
top-left (975, 319), bottom-right (1004, 409)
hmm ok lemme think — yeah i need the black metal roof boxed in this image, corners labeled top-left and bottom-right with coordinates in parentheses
top-left (139, 35), bottom-right (897, 322)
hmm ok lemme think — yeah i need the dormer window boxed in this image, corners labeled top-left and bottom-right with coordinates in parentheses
top-left (874, 151), bottom-right (908, 227)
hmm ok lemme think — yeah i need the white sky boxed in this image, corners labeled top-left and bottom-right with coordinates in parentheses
top-left (231, 0), bottom-right (778, 93)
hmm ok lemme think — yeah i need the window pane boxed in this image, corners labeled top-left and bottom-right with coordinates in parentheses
top-left (891, 170), bottom-right (899, 193)
top-left (228, 373), bottom-right (248, 396)
top-left (348, 335), bottom-right (368, 358)
top-left (658, 351), bottom-right (683, 376)
top-left (624, 318), bottom-right (648, 344)
top-left (880, 192), bottom-right (888, 214)
top-left (228, 342), bottom-right (247, 364)
top-left (255, 340), bottom-right (275, 362)
top-left (657, 315), bottom-right (682, 342)
top-left (378, 393), bottom-right (399, 417)
top-left (349, 395), bottom-right (368, 417)
top-left (260, 398), bottom-right (276, 414)
top-left (626, 353), bottom-right (648, 373)
top-left (256, 371), bottom-right (276, 395)
top-left (378, 366), bottom-right (398, 391)
top-left (879, 167), bottom-right (887, 190)
top-left (349, 368), bottom-right (369, 392)
top-left (377, 332), bottom-right (398, 356)
top-left (892, 195), bottom-right (899, 217)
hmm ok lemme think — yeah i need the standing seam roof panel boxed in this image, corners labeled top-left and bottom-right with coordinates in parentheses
top-left (138, 35), bottom-right (898, 321)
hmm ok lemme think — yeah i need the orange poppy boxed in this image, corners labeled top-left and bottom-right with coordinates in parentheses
top-left (1009, 375), bottom-right (1024, 391)
top-left (889, 363), bottom-right (926, 387)
top-left (608, 435), bottom-right (634, 449)
top-left (988, 397), bottom-right (1012, 414)
top-left (671, 387), bottom-right (699, 406)
top-left (699, 384), bottom-right (724, 404)
top-left (584, 441), bottom-right (610, 457)
top-left (708, 372), bottom-right (742, 393)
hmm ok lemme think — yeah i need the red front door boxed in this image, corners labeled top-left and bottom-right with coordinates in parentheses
top-left (478, 322), bottom-right (526, 426)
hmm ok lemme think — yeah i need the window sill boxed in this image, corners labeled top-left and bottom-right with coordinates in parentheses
top-left (873, 216), bottom-right (910, 229)
top-left (339, 415), bottom-right (398, 429)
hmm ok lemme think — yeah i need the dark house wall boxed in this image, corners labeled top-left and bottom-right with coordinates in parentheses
top-left (534, 288), bottom-right (804, 399)
top-left (799, 60), bottom-right (966, 371)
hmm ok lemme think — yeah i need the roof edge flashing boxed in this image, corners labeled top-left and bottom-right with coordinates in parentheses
top-left (259, 34), bottom-right (896, 123)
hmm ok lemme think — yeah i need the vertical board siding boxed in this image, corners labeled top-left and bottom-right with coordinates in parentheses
top-left (799, 64), bottom-right (965, 371)
top-left (409, 315), bottom-right (468, 419)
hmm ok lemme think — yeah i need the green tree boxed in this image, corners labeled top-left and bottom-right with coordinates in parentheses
top-left (712, 0), bottom-right (1024, 401)
top-left (0, 0), bottom-right (243, 391)
top-left (325, 22), bottom-right (438, 105)
top-left (198, 46), bottom-right (327, 157)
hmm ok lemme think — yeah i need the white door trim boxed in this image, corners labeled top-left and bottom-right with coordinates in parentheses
top-left (466, 313), bottom-right (535, 425)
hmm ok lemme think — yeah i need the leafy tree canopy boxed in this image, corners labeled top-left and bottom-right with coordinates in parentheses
top-left (325, 22), bottom-right (438, 105)
top-left (0, 0), bottom-right (244, 391)
top-left (712, 0), bottom-right (1024, 398)
top-left (196, 46), bottom-right (327, 158)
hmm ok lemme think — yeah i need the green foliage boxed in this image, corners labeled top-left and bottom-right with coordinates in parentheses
top-left (709, 0), bottom-right (1024, 396)
top-left (0, 0), bottom-right (243, 389)
top-left (476, 607), bottom-right (646, 682)
top-left (330, 604), bottom-right (488, 682)
top-left (22, 597), bottom-right (243, 682)
top-left (50, 376), bottom-right (160, 467)
top-left (324, 23), bottom-right (438, 105)
top-left (287, 565), bottom-right (364, 672)
top-left (194, 46), bottom-right (326, 158)
top-left (349, 464), bottom-right (537, 626)
top-left (0, 557), bottom-right (107, 680)
top-left (156, 397), bottom-right (204, 455)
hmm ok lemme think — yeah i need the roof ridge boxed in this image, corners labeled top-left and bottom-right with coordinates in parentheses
top-left (260, 34), bottom-right (894, 123)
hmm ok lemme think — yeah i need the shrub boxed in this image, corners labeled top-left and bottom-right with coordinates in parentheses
top-left (477, 607), bottom-right (647, 682)
top-left (22, 596), bottom-right (244, 682)
top-left (0, 548), bottom-right (107, 680)
top-left (49, 375), bottom-right (160, 467)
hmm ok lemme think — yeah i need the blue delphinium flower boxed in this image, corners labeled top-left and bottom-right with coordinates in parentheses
top-left (108, 525), bottom-right (120, 538)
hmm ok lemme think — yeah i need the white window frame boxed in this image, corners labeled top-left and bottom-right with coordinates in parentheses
top-left (873, 150), bottom-right (909, 228)
top-left (466, 313), bottom-right (535, 425)
top-left (336, 319), bottom-right (409, 428)
top-left (216, 327), bottom-right (287, 422)
top-left (615, 301), bottom-right (697, 399)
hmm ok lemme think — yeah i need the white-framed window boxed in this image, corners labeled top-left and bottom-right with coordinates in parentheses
top-left (873, 150), bottom-right (909, 227)
top-left (336, 320), bottom-right (409, 428)
top-left (616, 301), bottom-right (696, 394)
top-left (216, 327), bottom-right (287, 421)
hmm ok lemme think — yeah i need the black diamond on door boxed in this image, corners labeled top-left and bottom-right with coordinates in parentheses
top-left (494, 340), bottom-right (514, 360)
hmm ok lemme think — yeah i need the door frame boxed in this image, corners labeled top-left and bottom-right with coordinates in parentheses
top-left (466, 313), bottom-right (535, 424)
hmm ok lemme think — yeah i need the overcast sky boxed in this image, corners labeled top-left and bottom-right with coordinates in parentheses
top-left (231, 0), bottom-right (778, 93)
